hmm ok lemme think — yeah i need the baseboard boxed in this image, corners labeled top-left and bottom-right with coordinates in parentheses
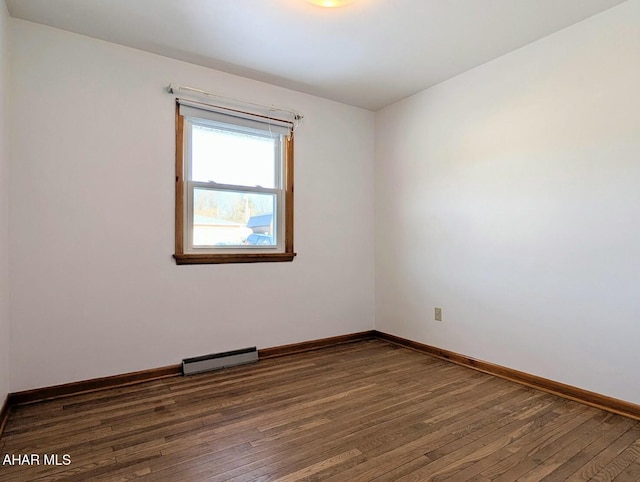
top-left (375, 330), bottom-right (640, 421)
top-left (0, 394), bottom-right (10, 439)
top-left (8, 329), bottom-right (636, 423)
top-left (259, 330), bottom-right (376, 359)
top-left (7, 330), bottom-right (377, 407)
top-left (8, 364), bottom-right (183, 406)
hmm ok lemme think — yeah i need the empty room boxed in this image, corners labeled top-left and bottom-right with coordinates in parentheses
top-left (0, 0), bottom-right (639, 480)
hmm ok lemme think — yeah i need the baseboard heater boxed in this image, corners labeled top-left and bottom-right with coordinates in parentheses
top-left (182, 347), bottom-right (258, 376)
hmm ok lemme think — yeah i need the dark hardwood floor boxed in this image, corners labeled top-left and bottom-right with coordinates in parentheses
top-left (1, 339), bottom-right (639, 481)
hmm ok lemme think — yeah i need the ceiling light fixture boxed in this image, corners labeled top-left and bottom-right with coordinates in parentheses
top-left (306, 0), bottom-right (355, 7)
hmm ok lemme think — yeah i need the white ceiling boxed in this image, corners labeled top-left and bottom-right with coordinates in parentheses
top-left (5, 0), bottom-right (627, 110)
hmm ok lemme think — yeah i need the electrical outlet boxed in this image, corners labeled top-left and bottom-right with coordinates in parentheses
top-left (435, 307), bottom-right (442, 322)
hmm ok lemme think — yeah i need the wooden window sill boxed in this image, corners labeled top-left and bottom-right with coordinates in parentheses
top-left (173, 252), bottom-right (296, 265)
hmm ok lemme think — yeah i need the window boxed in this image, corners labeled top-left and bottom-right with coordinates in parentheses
top-left (173, 99), bottom-right (295, 264)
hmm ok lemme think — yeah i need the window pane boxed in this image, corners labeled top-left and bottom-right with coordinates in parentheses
top-left (191, 124), bottom-right (277, 188)
top-left (193, 188), bottom-right (277, 247)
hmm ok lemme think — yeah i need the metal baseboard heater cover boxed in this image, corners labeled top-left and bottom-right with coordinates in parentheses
top-left (182, 347), bottom-right (258, 376)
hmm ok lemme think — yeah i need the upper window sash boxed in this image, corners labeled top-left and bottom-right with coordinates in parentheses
top-left (185, 118), bottom-right (284, 190)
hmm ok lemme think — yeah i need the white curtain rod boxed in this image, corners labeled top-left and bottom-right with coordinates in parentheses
top-left (167, 83), bottom-right (304, 121)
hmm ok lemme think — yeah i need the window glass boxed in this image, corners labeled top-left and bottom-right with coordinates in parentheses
top-left (192, 188), bottom-right (276, 247)
top-left (191, 124), bottom-right (277, 189)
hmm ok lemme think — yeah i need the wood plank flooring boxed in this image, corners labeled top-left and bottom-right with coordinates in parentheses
top-left (1, 339), bottom-right (639, 481)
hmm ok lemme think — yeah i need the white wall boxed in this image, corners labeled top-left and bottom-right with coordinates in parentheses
top-left (0, 0), bottom-right (10, 403)
top-left (9, 20), bottom-right (375, 392)
top-left (376, 0), bottom-right (640, 404)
